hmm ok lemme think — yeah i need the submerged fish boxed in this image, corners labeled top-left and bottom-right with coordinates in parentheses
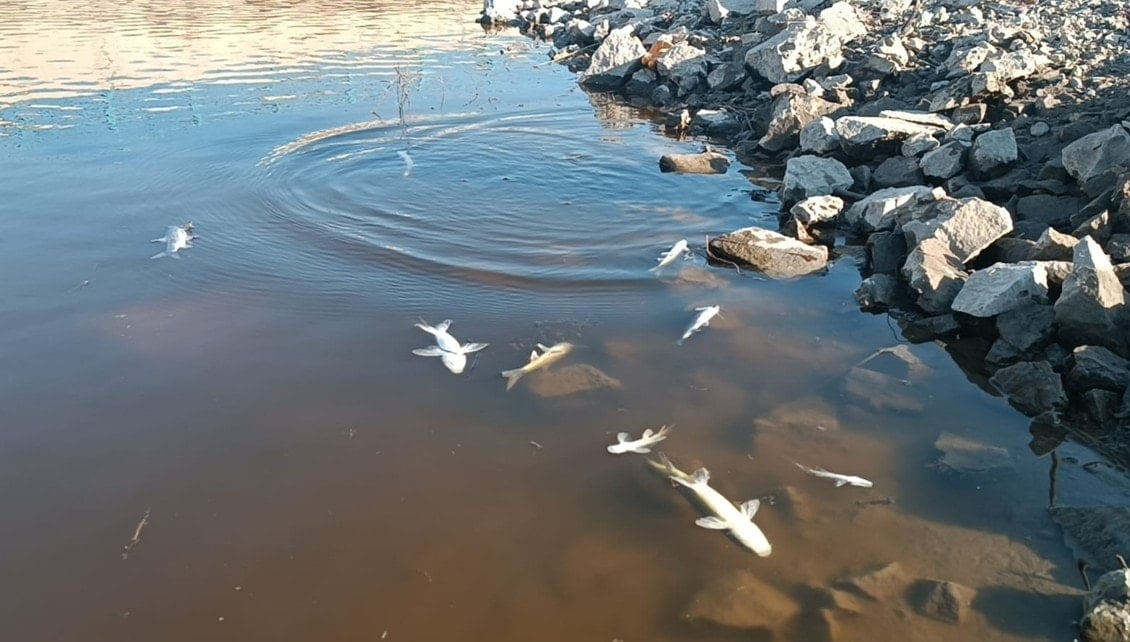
top-left (150, 223), bottom-right (196, 259)
top-left (500, 342), bottom-right (573, 391)
top-left (607, 425), bottom-right (671, 455)
top-left (651, 239), bottom-right (690, 272)
top-left (678, 305), bottom-right (720, 345)
top-left (650, 452), bottom-right (771, 556)
top-left (412, 319), bottom-right (488, 374)
top-left (794, 462), bottom-right (873, 488)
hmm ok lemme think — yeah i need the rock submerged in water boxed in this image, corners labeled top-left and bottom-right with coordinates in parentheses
top-left (933, 432), bottom-right (1013, 473)
top-left (708, 226), bottom-right (828, 278)
top-left (658, 149), bottom-right (731, 174)
top-left (684, 570), bottom-right (800, 630)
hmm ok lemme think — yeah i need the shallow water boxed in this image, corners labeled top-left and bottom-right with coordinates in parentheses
top-left (1, 2), bottom-right (1124, 641)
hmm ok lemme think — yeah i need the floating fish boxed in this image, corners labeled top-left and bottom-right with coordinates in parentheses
top-left (412, 319), bottom-right (488, 374)
top-left (607, 425), bottom-right (671, 455)
top-left (651, 239), bottom-right (690, 272)
top-left (651, 453), bottom-right (771, 556)
top-left (500, 342), bottom-right (573, 391)
top-left (150, 223), bottom-right (196, 259)
top-left (794, 462), bottom-right (873, 488)
top-left (678, 305), bottom-right (720, 345)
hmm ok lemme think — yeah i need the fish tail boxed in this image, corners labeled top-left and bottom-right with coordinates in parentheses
top-left (501, 367), bottom-right (525, 391)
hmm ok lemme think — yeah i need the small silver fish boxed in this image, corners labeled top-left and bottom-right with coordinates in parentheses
top-left (678, 305), bottom-right (720, 345)
top-left (794, 462), bottom-right (873, 488)
top-left (607, 425), bottom-right (671, 454)
top-left (412, 319), bottom-right (488, 374)
top-left (150, 223), bottom-right (196, 259)
top-left (651, 239), bottom-right (690, 272)
top-left (500, 342), bottom-right (573, 391)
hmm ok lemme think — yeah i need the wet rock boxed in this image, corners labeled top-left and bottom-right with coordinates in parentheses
top-left (903, 237), bottom-right (968, 314)
top-left (855, 274), bottom-right (898, 311)
top-left (685, 570), bottom-right (800, 630)
top-left (913, 579), bottom-right (975, 624)
top-left (1016, 194), bottom-right (1082, 229)
top-left (969, 128), bottom-right (1018, 178)
top-left (920, 142), bottom-right (968, 181)
top-left (838, 562), bottom-right (906, 601)
top-left (1062, 125), bottom-right (1130, 198)
top-left (873, 156), bottom-right (924, 188)
top-left (951, 262), bottom-right (1049, 317)
top-left (799, 116), bottom-right (840, 154)
top-left (1055, 236), bottom-right (1129, 356)
top-left (836, 116), bottom-right (944, 158)
top-left (1081, 568), bottom-right (1130, 642)
top-left (985, 237), bottom-right (1035, 263)
top-left (780, 155), bottom-right (853, 205)
top-left (867, 230), bottom-right (907, 274)
top-left (997, 303), bottom-right (1057, 355)
top-left (760, 91), bottom-right (842, 152)
top-left (1065, 345), bottom-right (1130, 393)
top-left (1050, 506), bottom-right (1130, 569)
top-left (624, 67), bottom-right (657, 96)
top-left (525, 363), bottom-right (622, 398)
top-left (989, 360), bottom-right (1067, 416)
top-left (900, 313), bottom-right (960, 343)
top-left (1031, 228), bottom-right (1081, 261)
top-left (744, 1), bottom-right (867, 84)
top-left (655, 41), bottom-right (707, 96)
top-left (934, 431), bottom-right (1013, 473)
top-left (844, 185), bottom-right (934, 233)
top-left (708, 226), bottom-right (828, 278)
top-left (581, 25), bottom-right (645, 90)
top-left (658, 150), bottom-right (731, 174)
top-left (790, 195), bottom-right (844, 226)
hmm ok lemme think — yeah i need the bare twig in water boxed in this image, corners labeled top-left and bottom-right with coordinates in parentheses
top-left (121, 508), bottom-right (151, 559)
top-left (534, 43), bottom-right (599, 68)
top-left (529, 440), bottom-right (543, 450)
top-left (704, 234), bottom-right (742, 273)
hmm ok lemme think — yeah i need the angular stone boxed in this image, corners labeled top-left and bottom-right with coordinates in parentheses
top-left (843, 185), bottom-right (934, 233)
top-left (658, 150), bottom-right (730, 174)
top-left (903, 237), bottom-right (967, 313)
top-left (855, 274), bottom-right (898, 311)
top-left (873, 155), bottom-right (924, 188)
top-left (693, 109), bottom-right (741, 136)
top-left (951, 262), bottom-right (1049, 317)
top-left (799, 116), bottom-right (840, 154)
top-left (685, 570), bottom-right (800, 630)
top-left (624, 67), bottom-right (657, 96)
top-left (780, 155), bottom-right (853, 205)
top-left (914, 580), bottom-right (975, 624)
top-left (1016, 194), bottom-right (1083, 229)
top-left (839, 562), bottom-right (906, 601)
top-left (902, 133), bottom-right (940, 157)
top-left (1107, 234), bottom-right (1130, 263)
top-left (867, 230), bottom-right (907, 274)
top-left (581, 25), bottom-right (646, 90)
top-left (655, 41), bottom-right (707, 95)
top-left (997, 303), bottom-right (1056, 354)
top-left (934, 432), bottom-right (1013, 473)
top-left (1062, 125), bottom-right (1130, 197)
top-left (900, 313), bottom-right (960, 343)
top-left (969, 128), bottom-right (1018, 178)
top-left (760, 91), bottom-right (842, 152)
top-left (744, 2), bottom-right (867, 84)
top-left (898, 196), bottom-right (1014, 264)
top-left (989, 360), bottom-right (1068, 416)
top-left (1055, 236), bottom-right (1129, 355)
top-left (836, 116), bottom-right (944, 157)
top-left (920, 142), bottom-right (967, 180)
top-left (1081, 568), bottom-right (1130, 642)
top-left (1082, 388), bottom-right (1121, 424)
top-left (708, 226), bottom-right (829, 278)
top-left (1031, 227), bottom-right (1081, 261)
top-left (1066, 345), bottom-right (1130, 393)
top-left (703, 0), bottom-right (761, 24)
top-left (790, 195), bottom-right (844, 225)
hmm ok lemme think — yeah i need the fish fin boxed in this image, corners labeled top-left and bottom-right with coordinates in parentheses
top-left (630, 446), bottom-right (652, 454)
top-left (607, 445), bottom-right (623, 454)
top-left (437, 320), bottom-right (452, 332)
top-left (656, 425), bottom-right (672, 438)
top-left (150, 251), bottom-right (168, 259)
top-left (150, 237), bottom-right (166, 243)
top-left (616, 432), bottom-right (630, 443)
top-left (536, 343), bottom-right (552, 352)
top-left (691, 467), bottom-right (710, 484)
top-left (835, 479), bottom-right (848, 487)
top-left (412, 346), bottom-right (445, 357)
top-left (695, 517), bottom-right (729, 530)
top-left (414, 321), bottom-right (437, 335)
top-left (741, 500), bottom-right (760, 518)
top-left (669, 475), bottom-right (694, 488)
top-left (501, 368), bottom-right (525, 391)
top-left (459, 342), bottom-right (489, 354)
top-left (694, 306), bottom-right (712, 311)
top-left (649, 452), bottom-right (675, 475)
top-left (641, 429), bottom-right (654, 439)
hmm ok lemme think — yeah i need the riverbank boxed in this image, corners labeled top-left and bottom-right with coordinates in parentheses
top-left (484, 0), bottom-right (1130, 638)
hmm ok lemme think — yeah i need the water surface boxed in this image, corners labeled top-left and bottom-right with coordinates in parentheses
top-left (0, 2), bottom-right (1119, 641)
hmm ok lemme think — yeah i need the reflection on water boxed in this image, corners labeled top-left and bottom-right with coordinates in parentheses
top-left (0, 2), bottom-right (1118, 642)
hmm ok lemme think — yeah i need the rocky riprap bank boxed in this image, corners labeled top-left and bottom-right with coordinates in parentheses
top-left (484, 0), bottom-right (1130, 637)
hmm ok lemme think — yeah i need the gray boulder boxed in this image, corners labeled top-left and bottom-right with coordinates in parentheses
top-left (790, 195), bottom-right (844, 226)
top-left (760, 91), bottom-right (842, 152)
top-left (1081, 568), bottom-right (1130, 642)
top-left (920, 142), bottom-right (968, 180)
top-left (855, 274), bottom-right (898, 311)
top-left (989, 360), bottom-right (1067, 416)
top-left (708, 226), bottom-right (829, 278)
top-left (799, 117), bottom-right (840, 154)
top-left (780, 155), bottom-right (853, 205)
top-left (693, 110), bottom-right (741, 137)
top-left (903, 237), bottom-right (968, 313)
top-left (703, 0), bottom-right (760, 24)
top-left (951, 262), bottom-right (1049, 317)
top-left (1031, 228), bottom-right (1081, 261)
top-left (898, 196), bottom-right (1014, 263)
top-left (744, 2), bottom-right (867, 83)
top-left (873, 155), bottom-right (924, 188)
top-left (843, 185), bottom-right (935, 233)
top-left (655, 41), bottom-right (707, 96)
top-left (867, 231), bottom-right (907, 274)
top-left (1065, 345), bottom-right (1130, 393)
top-left (658, 150), bottom-right (730, 174)
top-left (902, 133), bottom-right (941, 157)
top-left (997, 303), bottom-right (1056, 354)
top-left (1016, 194), bottom-right (1083, 229)
top-left (836, 116), bottom-right (944, 157)
top-left (969, 128), bottom-right (1018, 178)
top-left (1062, 125), bottom-right (1130, 197)
top-left (581, 25), bottom-right (645, 90)
top-left (1055, 236), bottom-right (1129, 356)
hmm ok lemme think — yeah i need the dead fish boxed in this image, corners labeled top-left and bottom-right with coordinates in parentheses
top-left (150, 223), bottom-right (196, 259)
top-left (650, 453), bottom-right (771, 556)
top-left (651, 239), bottom-right (690, 272)
top-left (412, 319), bottom-right (488, 374)
top-left (794, 461), bottom-right (873, 488)
top-left (678, 305), bottom-right (720, 345)
top-left (500, 342), bottom-right (573, 391)
top-left (607, 425), bottom-right (671, 455)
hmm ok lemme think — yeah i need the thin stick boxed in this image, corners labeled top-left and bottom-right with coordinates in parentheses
top-left (122, 508), bottom-right (151, 559)
top-left (534, 43), bottom-right (598, 68)
top-left (704, 234), bottom-right (742, 273)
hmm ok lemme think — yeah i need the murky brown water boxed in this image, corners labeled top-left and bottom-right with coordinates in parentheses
top-left (0, 2), bottom-right (1120, 641)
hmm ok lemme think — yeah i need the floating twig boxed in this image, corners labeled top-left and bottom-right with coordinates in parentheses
top-left (121, 508), bottom-right (151, 559)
